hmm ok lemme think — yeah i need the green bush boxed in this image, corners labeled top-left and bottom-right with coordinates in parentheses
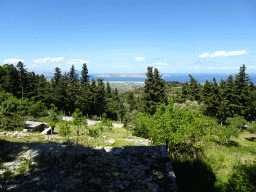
top-left (88, 128), bottom-right (100, 138)
top-left (132, 97), bottom-right (218, 157)
top-left (72, 108), bottom-right (83, 122)
top-left (226, 164), bottom-right (256, 192)
top-left (225, 114), bottom-right (247, 128)
top-left (48, 104), bottom-right (59, 123)
top-left (28, 97), bottom-right (47, 118)
top-left (123, 115), bottom-right (128, 128)
top-left (248, 124), bottom-right (256, 134)
top-left (49, 121), bottom-right (56, 132)
top-left (59, 123), bottom-right (72, 136)
top-left (101, 113), bottom-right (107, 123)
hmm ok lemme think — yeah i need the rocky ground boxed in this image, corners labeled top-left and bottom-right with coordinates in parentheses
top-left (0, 118), bottom-right (178, 191)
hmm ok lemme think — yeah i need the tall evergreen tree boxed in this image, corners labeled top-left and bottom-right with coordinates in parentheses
top-left (106, 82), bottom-right (112, 98)
top-left (66, 66), bottom-right (79, 114)
top-left (142, 67), bottom-right (168, 115)
top-left (36, 74), bottom-right (46, 101)
top-left (88, 79), bottom-right (97, 115)
top-left (223, 75), bottom-right (237, 118)
top-left (153, 68), bottom-right (167, 105)
top-left (16, 61), bottom-right (29, 99)
top-left (26, 71), bottom-right (38, 100)
top-left (216, 79), bottom-right (230, 124)
top-left (80, 63), bottom-right (90, 86)
top-left (143, 66), bottom-right (156, 115)
top-left (95, 78), bottom-right (106, 117)
top-left (0, 64), bottom-right (20, 98)
top-left (53, 67), bottom-right (62, 86)
top-left (201, 80), bottom-right (213, 116)
top-left (188, 74), bottom-right (202, 103)
top-left (59, 72), bottom-right (69, 115)
top-left (233, 64), bottom-right (252, 118)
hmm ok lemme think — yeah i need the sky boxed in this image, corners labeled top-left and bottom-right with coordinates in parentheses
top-left (1, 0), bottom-right (256, 75)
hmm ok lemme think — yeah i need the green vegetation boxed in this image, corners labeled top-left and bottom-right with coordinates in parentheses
top-left (0, 62), bottom-right (256, 191)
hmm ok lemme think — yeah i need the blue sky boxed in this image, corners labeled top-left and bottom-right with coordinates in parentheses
top-left (1, 0), bottom-right (256, 75)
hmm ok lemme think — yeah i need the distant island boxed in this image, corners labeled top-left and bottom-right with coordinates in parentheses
top-left (96, 73), bottom-right (147, 78)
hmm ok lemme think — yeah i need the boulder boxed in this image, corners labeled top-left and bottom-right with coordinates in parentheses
top-left (106, 139), bottom-right (115, 146)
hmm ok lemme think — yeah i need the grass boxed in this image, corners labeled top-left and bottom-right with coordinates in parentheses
top-left (169, 129), bottom-right (256, 192)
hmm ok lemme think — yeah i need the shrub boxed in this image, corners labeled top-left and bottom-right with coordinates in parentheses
top-left (123, 115), bottom-right (128, 128)
top-left (59, 123), bottom-right (72, 136)
top-left (173, 99), bottom-right (205, 113)
top-left (248, 124), bottom-right (256, 134)
top-left (225, 114), bottom-right (247, 128)
top-left (226, 164), bottom-right (256, 192)
top-left (88, 128), bottom-right (100, 138)
top-left (132, 97), bottom-right (218, 157)
top-left (100, 113), bottom-right (108, 125)
top-left (28, 97), bottom-right (47, 118)
top-left (72, 108), bottom-right (83, 122)
top-left (49, 121), bottom-right (56, 132)
top-left (48, 104), bottom-right (59, 123)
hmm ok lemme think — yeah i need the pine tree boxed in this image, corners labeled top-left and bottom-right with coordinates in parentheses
top-left (188, 74), bottom-right (202, 103)
top-left (142, 67), bottom-right (167, 115)
top-left (0, 64), bottom-right (20, 98)
top-left (216, 79), bottom-right (230, 124)
top-left (26, 71), bottom-right (38, 100)
top-left (51, 68), bottom-right (67, 113)
top-left (127, 91), bottom-right (136, 111)
top-left (80, 63), bottom-right (91, 86)
top-left (88, 79), bottom-right (97, 115)
top-left (234, 64), bottom-right (252, 118)
top-left (223, 75), bottom-right (237, 118)
top-left (59, 73), bottom-right (69, 115)
top-left (153, 68), bottom-right (167, 105)
top-left (66, 66), bottom-right (80, 114)
top-left (113, 88), bottom-right (119, 101)
top-left (201, 80), bottom-right (214, 116)
top-left (95, 78), bottom-right (106, 117)
top-left (53, 67), bottom-right (62, 86)
top-left (106, 82), bottom-right (112, 98)
top-left (36, 74), bottom-right (47, 102)
top-left (177, 82), bottom-right (190, 103)
top-left (16, 61), bottom-right (29, 99)
top-left (143, 67), bottom-right (156, 115)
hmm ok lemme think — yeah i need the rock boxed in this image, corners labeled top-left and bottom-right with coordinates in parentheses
top-left (0, 139), bottom-right (178, 192)
top-left (112, 123), bottom-right (124, 128)
top-left (106, 139), bottom-right (115, 146)
top-left (102, 136), bottom-right (107, 140)
top-left (0, 132), bottom-right (28, 138)
top-left (89, 178), bottom-right (102, 186)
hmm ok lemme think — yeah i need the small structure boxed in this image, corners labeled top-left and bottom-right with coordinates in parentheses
top-left (23, 121), bottom-right (50, 133)
top-left (239, 125), bottom-right (249, 130)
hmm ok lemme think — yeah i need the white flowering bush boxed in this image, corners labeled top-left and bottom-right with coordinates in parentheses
top-left (174, 99), bottom-right (205, 113)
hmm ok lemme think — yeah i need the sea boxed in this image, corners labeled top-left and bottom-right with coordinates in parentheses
top-left (43, 73), bottom-right (256, 85)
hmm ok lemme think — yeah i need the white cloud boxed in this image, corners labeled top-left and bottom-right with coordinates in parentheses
top-left (199, 50), bottom-right (248, 59)
top-left (50, 57), bottom-right (64, 62)
top-left (210, 50), bottom-right (248, 57)
top-left (34, 57), bottom-right (51, 63)
top-left (154, 62), bottom-right (168, 65)
top-left (3, 59), bottom-right (25, 64)
top-left (198, 52), bottom-right (209, 59)
top-left (134, 57), bottom-right (145, 62)
top-left (67, 59), bottom-right (90, 64)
